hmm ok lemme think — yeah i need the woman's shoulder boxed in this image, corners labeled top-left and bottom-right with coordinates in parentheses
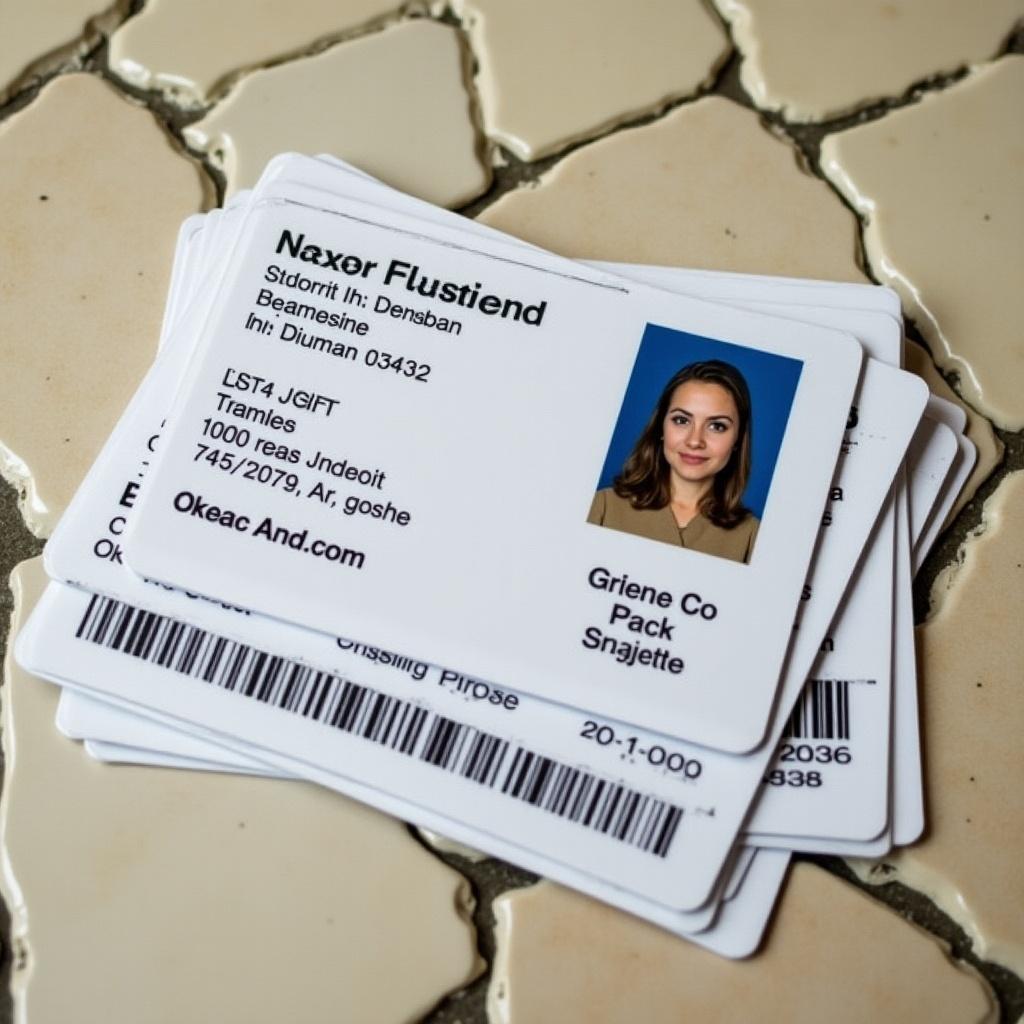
top-left (589, 488), bottom-right (659, 526)
top-left (730, 510), bottom-right (760, 543)
top-left (735, 509), bottom-right (760, 560)
top-left (588, 487), bottom-right (616, 524)
top-left (737, 509), bottom-right (760, 533)
top-left (588, 487), bottom-right (645, 524)
top-left (589, 488), bottom-right (680, 546)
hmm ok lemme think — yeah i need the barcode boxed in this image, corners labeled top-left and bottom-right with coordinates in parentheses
top-left (75, 596), bottom-right (683, 858)
top-left (783, 679), bottom-right (851, 740)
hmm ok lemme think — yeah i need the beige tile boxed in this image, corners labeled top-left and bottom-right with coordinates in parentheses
top-left (2, 558), bottom-right (481, 1023)
top-left (0, 0), bottom-right (127, 100)
top-left (184, 20), bottom-right (490, 206)
top-left (0, 73), bottom-right (209, 538)
top-left (714, 0), bottom-right (1023, 122)
top-left (451, 0), bottom-right (730, 161)
top-left (903, 341), bottom-right (1002, 525)
top-left (488, 866), bottom-right (996, 1024)
top-left (479, 96), bottom-right (865, 281)
top-left (822, 57), bottom-right (1024, 430)
top-left (850, 472), bottom-right (1024, 976)
top-left (108, 0), bottom-right (400, 106)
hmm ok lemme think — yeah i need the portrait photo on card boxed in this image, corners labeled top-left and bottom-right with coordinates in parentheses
top-left (588, 324), bottom-right (803, 565)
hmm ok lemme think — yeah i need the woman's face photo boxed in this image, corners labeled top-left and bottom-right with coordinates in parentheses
top-left (661, 380), bottom-right (739, 485)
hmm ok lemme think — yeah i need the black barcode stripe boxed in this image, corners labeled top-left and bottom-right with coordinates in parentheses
top-left (76, 597), bottom-right (684, 858)
top-left (75, 594), bottom-right (99, 639)
top-left (92, 596), bottom-right (117, 644)
top-left (783, 679), bottom-right (852, 740)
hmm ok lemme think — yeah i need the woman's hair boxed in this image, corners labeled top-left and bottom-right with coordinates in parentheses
top-left (613, 360), bottom-right (753, 528)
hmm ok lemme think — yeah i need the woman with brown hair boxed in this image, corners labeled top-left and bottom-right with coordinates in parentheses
top-left (588, 360), bottom-right (759, 564)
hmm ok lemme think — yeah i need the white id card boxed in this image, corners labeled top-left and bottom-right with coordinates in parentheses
top-left (56, 228), bottom-right (906, 849)
top-left (44, 161), bottom-right (958, 880)
top-left (153, 167), bottom-right (908, 850)
top-left (905, 415), bottom-right (959, 559)
top-left (34, 171), bottom-right (923, 907)
top-left (912, 398), bottom-right (976, 573)
top-left (168, 199), bottom-right (909, 844)
top-left (122, 180), bottom-right (864, 752)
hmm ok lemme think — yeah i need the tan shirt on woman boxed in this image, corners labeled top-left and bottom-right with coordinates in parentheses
top-left (587, 488), bottom-right (759, 565)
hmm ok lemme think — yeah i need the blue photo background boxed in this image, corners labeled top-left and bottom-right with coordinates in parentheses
top-left (596, 324), bottom-right (804, 520)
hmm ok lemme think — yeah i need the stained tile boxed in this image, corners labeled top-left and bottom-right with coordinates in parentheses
top-left (184, 20), bottom-right (489, 206)
top-left (479, 96), bottom-right (864, 281)
top-left (0, 0), bottom-right (124, 100)
top-left (2, 558), bottom-right (481, 1022)
top-left (821, 57), bottom-right (1024, 430)
top-left (451, 0), bottom-right (730, 161)
top-left (713, 0), bottom-right (1022, 122)
top-left (108, 0), bottom-right (400, 106)
top-left (904, 341), bottom-right (1002, 525)
top-left (488, 867), bottom-right (996, 1024)
top-left (0, 73), bottom-right (209, 537)
top-left (850, 472), bottom-right (1024, 976)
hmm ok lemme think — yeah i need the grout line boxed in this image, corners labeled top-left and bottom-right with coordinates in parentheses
top-left (405, 823), bottom-right (539, 1024)
top-left (101, 5), bottom-right (423, 114)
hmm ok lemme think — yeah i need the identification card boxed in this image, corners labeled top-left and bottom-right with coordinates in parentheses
top-left (122, 180), bottom-right (864, 751)
top-left (31, 171), bottom-right (925, 908)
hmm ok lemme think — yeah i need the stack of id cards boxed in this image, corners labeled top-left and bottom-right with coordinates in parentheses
top-left (16, 153), bottom-right (977, 958)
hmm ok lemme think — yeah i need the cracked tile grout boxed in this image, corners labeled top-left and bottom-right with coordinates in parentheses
top-left (406, 824), bottom-right (539, 1024)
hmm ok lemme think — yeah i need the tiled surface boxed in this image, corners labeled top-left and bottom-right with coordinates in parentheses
top-left (108, 0), bottom-right (400, 106)
top-left (184, 20), bottom-right (490, 204)
top-left (2, 559), bottom-right (481, 1023)
top-left (714, 0), bottom-right (1023, 122)
top-left (451, 0), bottom-right (730, 161)
top-left (480, 96), bottom-right (865, 280)
top-left (851, 472), bottom-right (1024, 977)
top-left (0, 0), bottom-right (124, 101)
top-left (0, 4), bottom-right (1022, 1022)
top-left (0, 73), bottom-right (209, 536)
top-left (488, 868), bottom-right (996, 1024)
top-left (821, 56), bottom-right (1024, 430)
